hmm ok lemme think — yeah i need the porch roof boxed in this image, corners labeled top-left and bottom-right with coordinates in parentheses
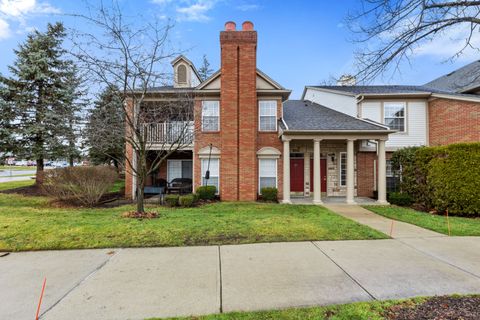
top-left (281, 100), bottom-right (392, 133)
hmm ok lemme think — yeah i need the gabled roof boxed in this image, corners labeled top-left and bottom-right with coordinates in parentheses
top-left (171, 55), bottom-right (202, 84)
top-left (196, 68), bottom-right (291, 98)
top-left (425, 60), bottom-right (480, 93)
top-left (282, 100), bottom-right (391, 132)
top-left (303, 85), bottom-right (480, 102)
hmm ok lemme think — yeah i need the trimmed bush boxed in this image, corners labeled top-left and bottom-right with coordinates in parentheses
top-left (196, 186), bottom-right (216, 200)
top-left (261, 187), bottom-right (278, 202)
top-left (388, 192), bottom-right (413, 206)
top-left (43, 166), bottom-right (117, 207)
top-left (164, 194), bottom-right (179, 207)
top-left (392, 143), bottom-right (480, 216)
top-left (179, 194), bottom-right (196, 207)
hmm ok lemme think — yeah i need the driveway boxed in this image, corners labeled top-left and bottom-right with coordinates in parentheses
top-left (1, 237), bottom-right (480, 320)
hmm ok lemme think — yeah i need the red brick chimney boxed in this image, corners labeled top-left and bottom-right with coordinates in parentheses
top-left (220, 21), bottom-right (257, 201)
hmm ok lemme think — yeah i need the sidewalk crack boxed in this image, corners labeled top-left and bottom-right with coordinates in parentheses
top-left (310, 242), bottom-right (377, 301)
top-left (218, 246), bottom-right (223, 313)
top-left (39, 249), bottom-right (121, 319)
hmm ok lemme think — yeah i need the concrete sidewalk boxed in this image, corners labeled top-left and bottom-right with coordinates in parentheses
top-left (1, 238), bottom-right (480, 320)
top-left (323, 204), bottom-right (444, 238)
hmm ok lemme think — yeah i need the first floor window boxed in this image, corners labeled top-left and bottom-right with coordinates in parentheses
top-left (386, 160), bottom-right (394, 177)
top-left (202, 158), bottom-right (219, 193)
top-left (384, 102), bottom-right (405, 132)
top-left (340, 152), bottom-right (347, 186)
top-left (259, 159), bottom-right (277, 191)
top-left (202, 101), bottom-right (219, 131)
top-left (167, 160), bottom-right (193, 181)
top-left (259, 100), bottom-right (277, 131)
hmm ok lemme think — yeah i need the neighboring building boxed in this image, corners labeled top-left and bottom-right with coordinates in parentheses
top-left (125, 21), bottom-right (480, 203)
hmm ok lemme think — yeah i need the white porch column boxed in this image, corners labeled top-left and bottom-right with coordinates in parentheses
top-left (282, 138), bottom-right (291, 204)
top-left (377, 139), bottom-right (388, 204)
top-left (313, 139), bottom-right (323, 204)
top-left (346, 139), bottom-right (356, 204)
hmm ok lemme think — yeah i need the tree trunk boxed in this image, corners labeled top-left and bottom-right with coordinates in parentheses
top-left (136, 179), bottom-right (145, 213)
top-left (69, 155), bottom-right (74, 167)
top-left (36, 158), bottom-right (44, 185)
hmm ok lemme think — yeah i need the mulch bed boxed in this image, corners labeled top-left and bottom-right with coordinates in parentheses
top-left (385, 295), bottom-right (480, 320)
top-left (0, 184), bottom-right (46, 196)
top-left (122, 211), bottom-right (159, 219)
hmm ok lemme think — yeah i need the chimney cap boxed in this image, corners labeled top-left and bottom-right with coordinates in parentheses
top-left (225, 21), bottom-right (236, 31)
top-left (242, 21), bottom-right (254, 31)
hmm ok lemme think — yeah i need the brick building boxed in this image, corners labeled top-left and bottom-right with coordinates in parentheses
top-left (125, 21), bottom-right (480, 203)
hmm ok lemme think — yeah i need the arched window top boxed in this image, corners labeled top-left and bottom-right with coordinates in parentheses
top-left (257, 147), bottom-right (281, 159)
top-left (198, 145), bottom-right (221, 158)
top-left (177, 64), bottom-right (187, 84)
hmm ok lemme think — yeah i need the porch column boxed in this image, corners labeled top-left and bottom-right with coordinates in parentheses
top-left (282, 138), bottom-right (291, 204)
top-left (346, 139), bottom-right (356, 204)
top-left (313, 138), bottom-right (323, 204)
top-left (377, 139), bottom-right (388, 204)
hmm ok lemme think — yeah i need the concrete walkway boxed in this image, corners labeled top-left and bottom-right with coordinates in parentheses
top-left (1, 237), bottom-right (480, 320)
top-left (323, 204), bottom-right (444, 238)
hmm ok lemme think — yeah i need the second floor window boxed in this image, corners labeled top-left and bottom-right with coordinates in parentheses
top-left (384, 102), bottom-right (405, 132)
top-left (259, 100), bottom-right (277, 131)
top-left (202, 101), bottom-right (219, 131)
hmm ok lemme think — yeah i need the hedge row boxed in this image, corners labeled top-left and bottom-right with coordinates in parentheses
top-left (391, 143), bottom-right (480, 216)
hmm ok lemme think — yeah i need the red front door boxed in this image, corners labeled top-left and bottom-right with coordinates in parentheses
top-left (290, 159), bottom-right (304, 192)
top-left (310, 159), bottom-right (327, 192)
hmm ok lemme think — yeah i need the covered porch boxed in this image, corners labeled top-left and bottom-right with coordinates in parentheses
top-left (281, 136), bottom-right (389, 205)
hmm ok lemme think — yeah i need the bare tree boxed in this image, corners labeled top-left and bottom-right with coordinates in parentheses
top-left (69, 2), bottom-right (195, 214)
top-left (347, 0), bottom-right (480, 82)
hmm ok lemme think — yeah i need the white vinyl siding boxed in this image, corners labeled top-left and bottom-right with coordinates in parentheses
top-left (201, 158), bottom-right (219, 193)
top-left (360, 100), bottom-right (428, 148)
top-left (303, 88), bottom-right (358, 117)
top-left (258, 159), bottom-right (277, 191)
top-left (202, 101), bottom-right (219, 132)
top-left (259, 100), bottom-right (277, 131)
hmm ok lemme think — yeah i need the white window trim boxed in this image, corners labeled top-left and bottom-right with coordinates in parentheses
top-left (201, 100), bottom-right (220, 132)
top-left (201, 158), bottom-right (220, 194)
top-left (258, 100), bottom-right (277, 132)
top-left (258, 158), bottom-right (278, 194)
top-left (167, 159), bottom-right (193, 182)
top-left (339, 152), bottom-right (347, 187)
top-left (383, 102), bottom-right (406, 133)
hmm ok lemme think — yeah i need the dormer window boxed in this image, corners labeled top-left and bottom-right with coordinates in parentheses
top-left (177, 64), bottom-right (187, 84)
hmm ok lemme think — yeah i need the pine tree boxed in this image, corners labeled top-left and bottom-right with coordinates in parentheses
top-left (84, 85), bottom-right (125, 170)
top-left (197, 54), bottom-right (214, 81)
top-left (0, 22), bottom-right (84, 183)
top-left (0, 79), bottom-right (16, 160)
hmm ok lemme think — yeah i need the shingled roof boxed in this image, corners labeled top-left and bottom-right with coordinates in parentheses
top-left (282, 100), bottom-right (390, 132)
top-left (425, 60), bottom-right (480, 93)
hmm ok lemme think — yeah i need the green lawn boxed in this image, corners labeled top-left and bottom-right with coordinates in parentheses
top-left (364, 205), bottom-right (480, 236)
top-left (0, 179), bottom-right (34, 191)
top-left (156, 297), bottom-right (427, 320)
top-left (0, 165), bottom-right (35, 171)
top-left (0, 181), bottom-right (386, 251)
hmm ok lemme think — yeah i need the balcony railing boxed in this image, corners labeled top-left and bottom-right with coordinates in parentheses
top-left (142, 121), bottom-right (194, 145)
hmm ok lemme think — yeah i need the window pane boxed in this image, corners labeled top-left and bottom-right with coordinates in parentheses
top-left (260, 116), bottom-right (276, 131)
top-left (201, 159), bottom-right (219, 193)
top-left (385, 118), bottom-right (404, 131)
top-left (259, 159), bottom-right (276, 177)
top-left (202, 101), bottom-right (219, 131)
top-left (260, 177), bottom-right (276, 189)
top-left (384, 103), bottom-right (405, 132)
top-left (202, 116), bottom-right (219, 131)
top-left (168, 160), bottom-right (182, 181)
top-left (259, 101), bottom-right (276, 116)
top-left (340, 153), bottom-right (347, 186)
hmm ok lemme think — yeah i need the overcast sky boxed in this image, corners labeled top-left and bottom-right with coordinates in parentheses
top-left (1, 0), bottom-right (479, 98)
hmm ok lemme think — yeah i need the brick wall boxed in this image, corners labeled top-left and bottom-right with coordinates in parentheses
top-left (429, 98), bottom-right (480, 146)
top-left (356, 151), bottom-right (392, 198)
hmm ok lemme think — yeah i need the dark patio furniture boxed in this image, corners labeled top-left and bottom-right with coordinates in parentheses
top-left (167, 178), bottom-right (192, 194)
top-left (144, 178), bottom-right (167, 195)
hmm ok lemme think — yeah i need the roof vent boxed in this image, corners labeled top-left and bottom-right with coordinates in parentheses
top-left (337, 74), bottom-right (356, 86)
